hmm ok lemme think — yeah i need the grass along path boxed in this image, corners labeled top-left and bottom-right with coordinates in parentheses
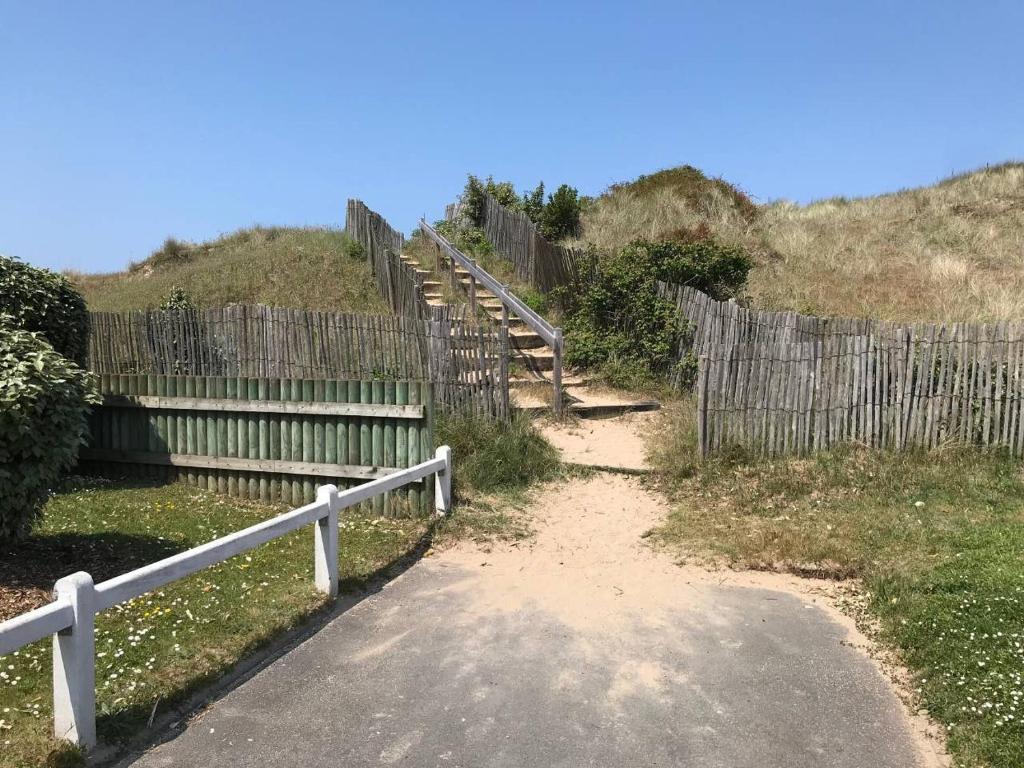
top-left (0, 477), bottom-right (430, 767)
top-left (649, 403), bottom-right (1024, 768)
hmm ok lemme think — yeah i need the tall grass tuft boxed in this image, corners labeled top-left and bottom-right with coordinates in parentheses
top-left (436, 412), bottom-right (560, 497)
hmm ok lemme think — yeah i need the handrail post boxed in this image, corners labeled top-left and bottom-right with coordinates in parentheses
top-left (52, 572), bottom-right (97, 749)
top-left (553, 328), bottom-right (564, 417)
top-left (313, 486), bottom-right (339, 599)
top-left (434, 446), bottom-right (452, 516)
top-left (468, 273), bottom-right (477, 313)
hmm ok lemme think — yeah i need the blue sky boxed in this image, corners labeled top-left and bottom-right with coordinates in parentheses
top-left (2, 1), bottom-right (1021, 273)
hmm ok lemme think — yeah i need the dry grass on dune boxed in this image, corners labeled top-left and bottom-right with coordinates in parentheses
top-left (571, 166), bottom-right (759, 255)
top-left (750, 163), bottom-right (1024, 322)
top-left (577, 162), bottom-right (1024, 324)
top-left (73, 226), bottom-right (389, 313)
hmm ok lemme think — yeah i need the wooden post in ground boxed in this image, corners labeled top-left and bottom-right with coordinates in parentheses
top-left (552, 328), bottom-right (564, 417)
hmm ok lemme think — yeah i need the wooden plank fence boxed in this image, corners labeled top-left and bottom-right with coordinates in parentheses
top-left (449, 193), bottom-right (585, 293)
top-left (88, 306), bottom-right (510, 419)
top-left (660, 282), bottom-right (1024, 458)
top-left (80, 374), bottom-right (435, 515)
top-left (345, 199), bottom-right (434, 320)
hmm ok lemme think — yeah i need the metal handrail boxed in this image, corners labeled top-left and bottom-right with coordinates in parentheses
top-left (419, 219), bottom-right (564, 414)
top-left (419, 220), bottom-right (556, 346)
top-left (0, 447), bottom-right (453, 749)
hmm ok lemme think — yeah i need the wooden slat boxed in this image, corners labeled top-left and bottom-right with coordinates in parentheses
top-left (79, 449), bottom-right (416, 481)
top-left (101, 394), bottom-right (425, 419)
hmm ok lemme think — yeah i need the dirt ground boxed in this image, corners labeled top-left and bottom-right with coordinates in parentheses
top-left (539, 410), bottom-right (661, 471)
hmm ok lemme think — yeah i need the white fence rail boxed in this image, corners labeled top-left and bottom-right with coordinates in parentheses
top-left (0, 447), bottom-right (453, 749)
top-left (419, 219), bottom-right (564, 415)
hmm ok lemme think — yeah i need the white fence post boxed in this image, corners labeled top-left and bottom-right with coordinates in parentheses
top-left (52, 572), bottom-right (96, 749)
top-left (434, 446), bottom-right (452, 516)
top-left (314, 486), bottom-right (339, 599)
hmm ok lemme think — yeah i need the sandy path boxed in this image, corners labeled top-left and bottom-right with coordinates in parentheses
top-left (539, 410), bottom-right (660, 471)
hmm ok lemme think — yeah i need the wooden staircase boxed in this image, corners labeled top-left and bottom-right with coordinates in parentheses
top-left (399, 253), bottom-right (558, 376)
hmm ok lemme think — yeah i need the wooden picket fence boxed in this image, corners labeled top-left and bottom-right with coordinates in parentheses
top-left (79, 374), bottom-right (435, 515)
top-left (660, 282), bottom-right (1024, 458)
top-left (449, 193), bottom-right (584, 293)
top-left (88, 306), bottom-right (510, 420)
top-left (345, 199), bottom-right (432, 319)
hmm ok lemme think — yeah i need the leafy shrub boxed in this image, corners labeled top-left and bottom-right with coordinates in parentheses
top-left (160, 286), bottom-right (196, 311)
top-left (540, 184), bottom-right (582, 241)
top-left (343, 238), bottom-right (365, 260)
top-left (436, 412), bottom-right (559, 495)
top-left (0, 255), bottom-right (90, 365)
top-left (655, 239), bottom-right (752, 301)
top-left (463, 175), bottom-right (581, 242)
top-left (561, 238), bottom-right (751, 380)
top-left (464, 175), bottom-right (522, 225)
top-left (0, 319), bottom-right (98, 540)
top-left (521, 182), bottom-right (545, 224)
top-left (434, 219), bottom-right (495, 258)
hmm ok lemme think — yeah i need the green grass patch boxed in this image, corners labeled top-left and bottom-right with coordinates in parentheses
top-left (436, 413), bottom-right (560, 500)
top-left (649, 407), bottom-right (1024, 767)
top-left (0, 477), bottom-right (428, 767)
top-left (74, 227), bottom-right (388, 313)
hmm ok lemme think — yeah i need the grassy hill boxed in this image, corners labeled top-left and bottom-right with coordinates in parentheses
top-left (576, 162), bottom-right (1024, 323)
top-left (74, 226), bottom-right (389, 313)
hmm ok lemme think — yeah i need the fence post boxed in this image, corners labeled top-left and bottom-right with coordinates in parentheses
top-left (314, 485), bottom-right (339, 599)
top-left (52, 572), bottom-right (96, 749)
top-left (552, 328), bottom-right (564, 417)
top-left (434, 445), bottom-right (452, 516)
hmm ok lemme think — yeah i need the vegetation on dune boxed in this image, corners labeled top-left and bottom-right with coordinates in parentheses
top-left (464, 175), bottom-right (582, 241)
top-left (558, 238), bottom-right (751, 389)
top-left (73, 226), bottom-right (388, 314)
top-left (577, 161), bottom-right (1024, 323)
top-left (751, 162), bottom-right (1024, 322)
top-left (649, 401), bottom-right (1024, 768)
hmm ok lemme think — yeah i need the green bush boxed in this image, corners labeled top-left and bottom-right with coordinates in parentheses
top-left (0, 320), bottom-right (98, 540)
top-left (561, 238), bottom-right (751, 379)
top-left (463, 175), bottom-right (581, 242)
top-left (436, 412), bottom-right (559, 495)
top-left (464, 175), bottom-right (522, 225)
top-left (540, 184), bottom-right (581, 241)
top-left (0, 255), bottom-right (90, 365)
top-left (521, 182), bottom-right (545, 224)
top-left (159, 286), bottom-right (197, 310)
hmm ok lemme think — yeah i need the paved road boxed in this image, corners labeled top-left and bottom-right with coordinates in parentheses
top-left (128, 557), bottom-right (928, 767)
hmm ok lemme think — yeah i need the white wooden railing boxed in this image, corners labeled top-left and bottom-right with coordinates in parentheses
top-left (419, 219), bottom-right (564, 415)
top-left (0, 446), bottom-right (453, 750)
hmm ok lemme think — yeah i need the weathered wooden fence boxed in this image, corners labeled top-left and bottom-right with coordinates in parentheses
top-left (660, 282), bottom-right (1024, 458)
top-left (88, 307), bottom-right (510, 419)
top-left (345, 199), bottom-right (432, 319)
top-left (80, 374), bottom-right (436, 514)
top-left (450, 192), bottom-right (584, 293)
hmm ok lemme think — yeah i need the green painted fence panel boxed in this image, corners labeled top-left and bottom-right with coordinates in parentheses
top-left (80, 374), bottom-right (435, 515)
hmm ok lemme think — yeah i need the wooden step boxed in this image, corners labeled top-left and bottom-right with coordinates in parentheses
top-left (509, 330), bottom-right (545, 350)
top-left (513, 349), bottom-right (556, 372)
top-left (420, 280), bottom-right (442, 290)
